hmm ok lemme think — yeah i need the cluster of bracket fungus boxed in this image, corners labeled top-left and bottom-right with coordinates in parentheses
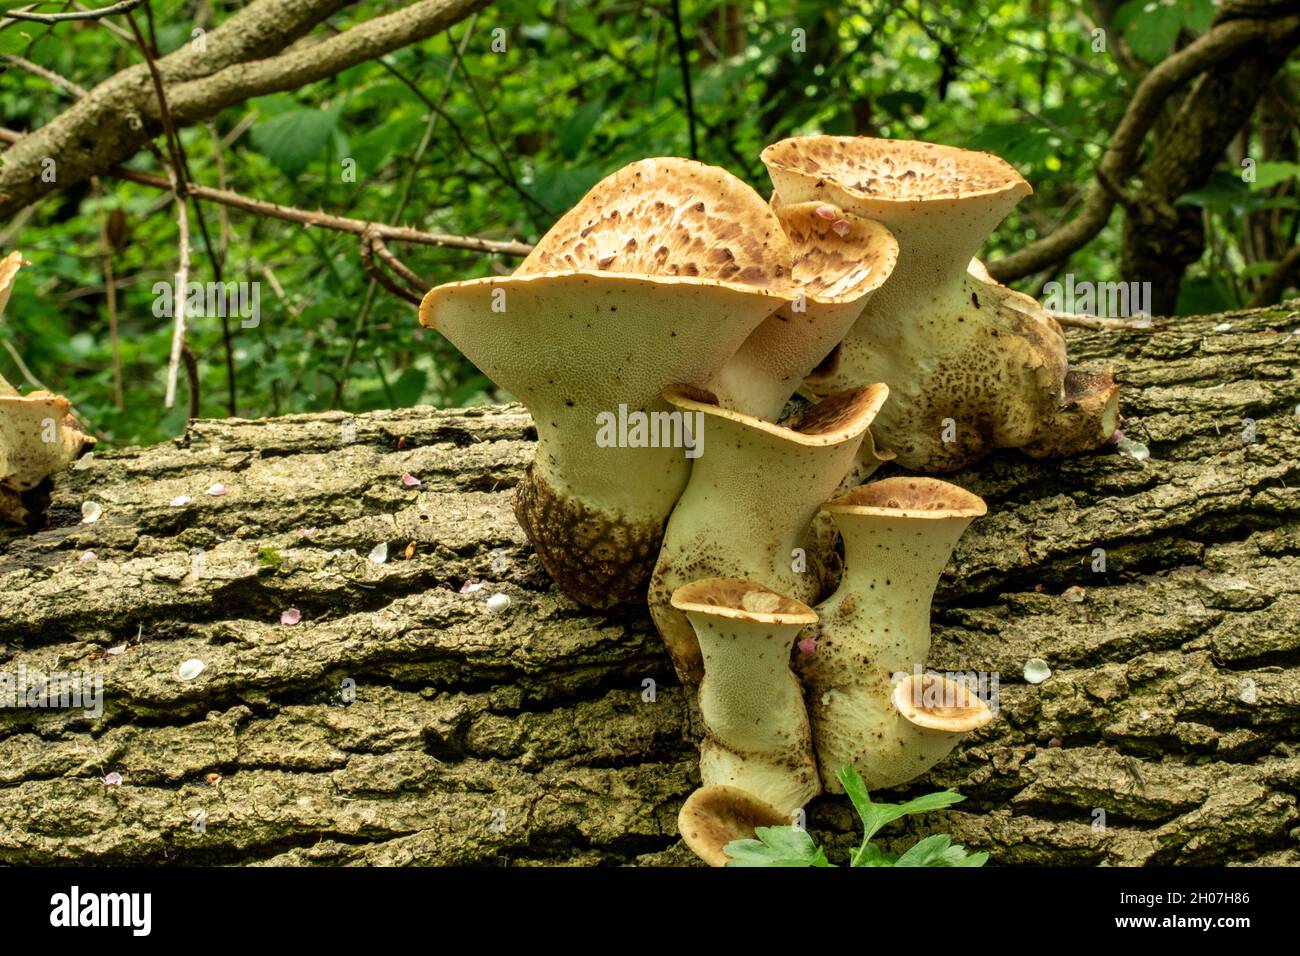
top-left (420, 136), bottom-right (1120, 865)
top-left (762, 136), bottom-right (1119, 472)
top-left (0, 252), bottom-right (95, 525)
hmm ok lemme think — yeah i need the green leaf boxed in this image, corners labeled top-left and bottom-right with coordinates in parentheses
top-left (1250, 161), bottom-right (1300, 192)
top-left (529, 166), bottom-right (602, 214)
top-left (389, 367), bottom-right (428, 407)
top-left (722, 826), bottom-right (832, 867)
top-left (895, 834), bottom-right (989, 867)
top-left (250, 105), bottom-right (343, 177)
top-left (557, 95), bottom-right (608, 159)
top-left (838, 765), bottom-right (966, 846)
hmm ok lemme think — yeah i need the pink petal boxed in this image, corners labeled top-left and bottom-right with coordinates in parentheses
top-left (103, 772), bottom-right (123, 786)
top-left (831, 219), bottom-right (852, 237)
top-left (206, 483), bottom-right (228, 497)
top-left (814, 204), bottom-right (838, 220)
top-left (295, 527), bottom-right (318, 538)
top-left (459, 580), bottom-right (484, 594)
top-left (280, 608), bottom-right (302, 626)
top-left (400, 472), bottom-right (422, 488)
top-left (797, 638), bottom-right (817, 656)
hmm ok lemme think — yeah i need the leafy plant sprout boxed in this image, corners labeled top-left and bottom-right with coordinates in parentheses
top-left (721, 765), bottom-right (988, 868)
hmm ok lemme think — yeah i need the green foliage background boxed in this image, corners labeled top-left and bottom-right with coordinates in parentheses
top-left (1, 0), bottom-right (1295, 447)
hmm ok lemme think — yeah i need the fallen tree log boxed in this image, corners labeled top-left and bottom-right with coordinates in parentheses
top-left (1, 301), bottom-right (1298, 866)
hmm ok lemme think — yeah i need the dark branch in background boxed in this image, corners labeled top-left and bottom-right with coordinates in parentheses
top-left (987, 6), bottom-right (1300, 282)
top-left (0, 0), bottom-right (490, 218)
top-left (0, 0), bottom-right (147, 26)
top-left (1251, 243), bottom-right (1300, 305)
top-left (669, 0), bottom-right (698, 158)
top-left (359, 229), bottom-right (425, 305)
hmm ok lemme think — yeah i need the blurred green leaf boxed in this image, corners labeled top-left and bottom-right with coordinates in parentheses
top-left (250, 105), bottom-right (344, 177)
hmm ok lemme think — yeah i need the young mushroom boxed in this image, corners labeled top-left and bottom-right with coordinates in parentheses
top-left (649, 383), bottom-right (889, 683)
top-left (419, 158), bottom-right (796, 607)
top-left (796, 477), bottom-right (993, 791)
top-left (760, 136), bottom-right (1119, 472)
top-left (709, 202), bottom-right (898, 420)
top-left (671, 578), bottom-right (822, 816)
top-left (678, 784), bottom-right (788, 867)
top-left (0, 252), bottom-right (95, 525)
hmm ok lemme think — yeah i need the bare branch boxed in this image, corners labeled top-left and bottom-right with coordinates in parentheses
top-left (1, 0), bottom-right (147, 27)
top-left (0, 127), bottom-right (535, 258)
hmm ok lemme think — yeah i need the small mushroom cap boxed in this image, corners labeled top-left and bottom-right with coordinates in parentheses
top-left (678, 785), bottom-right (788, 867)
top-left (670, 577), bottom-right (817, 627)
top-left (0, 250), bottom-right (21, 322)
top-left (663, 382), bottom-right (889, 448)
top-left (516, 157), bottom-right (794, 292)
top-left (893, 673), bottom-right (994, 734)
top-left (824, 476), bottom-right (987, 520)
top-left (762, 136), bottom-right (1032, 207)
top-left (775, 202), bottom-right (898, 304)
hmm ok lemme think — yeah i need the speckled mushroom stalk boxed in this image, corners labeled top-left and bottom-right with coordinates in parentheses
top-left (0, 252), bottom-right (95, 525)
top-left (709, 202), bottom-right (898, 420)
top-left (672, 578), bottom-right (822, 816)
top-left (649, 383), bottom-right (890, 683)
top-left (761, 136), bottom-right (1119, 472)
top-left (796, 477), bottom-right (993, 791)
top-left (420, 158), bottom-right (795, 607)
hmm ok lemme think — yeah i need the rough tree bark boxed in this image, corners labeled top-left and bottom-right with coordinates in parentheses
top-left (0, 302), bottom-right (1298, 866)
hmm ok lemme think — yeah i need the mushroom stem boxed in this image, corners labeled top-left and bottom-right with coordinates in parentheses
top-left (796, 477), bottom-right (993, 791)
top-left (672, 579), bottom-right (822, 816)
top-left (762, 136), bottom-right (1119, 471)
top-left (649, 384), bottom-right (889, 682)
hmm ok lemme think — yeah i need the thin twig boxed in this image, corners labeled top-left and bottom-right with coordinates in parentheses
top-left (369, 230), bottom-right (430, 296)
top-left (91, 177), bottom-right (124, 409)
top-left (0, 338), bottom-right (47, 390)
top-left (669, 0), bottom-right (698, 158)
top-left (359, 232), bottom-right (422, 305)
top-left (126, 11), bottom-right (192, 413)
top-left (0, 54), bottom-right (89, 97)
top-left (1, 0), bottom-right (146, 27)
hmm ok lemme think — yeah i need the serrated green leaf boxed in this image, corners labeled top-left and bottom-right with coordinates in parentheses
top-left (722, 825), bottom-right (832, 867)
top-left (250, 105), bottom-right (343, 177)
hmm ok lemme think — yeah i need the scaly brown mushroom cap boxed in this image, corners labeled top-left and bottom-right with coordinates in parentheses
top-left (708, 203), bottom-right (898, 419)
top-left (678, 785), bottom-right (788, 867)
top-left (761, 135), bottom-right (1031, 207)
top-left (516, 157), bottom-right (794, 291)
